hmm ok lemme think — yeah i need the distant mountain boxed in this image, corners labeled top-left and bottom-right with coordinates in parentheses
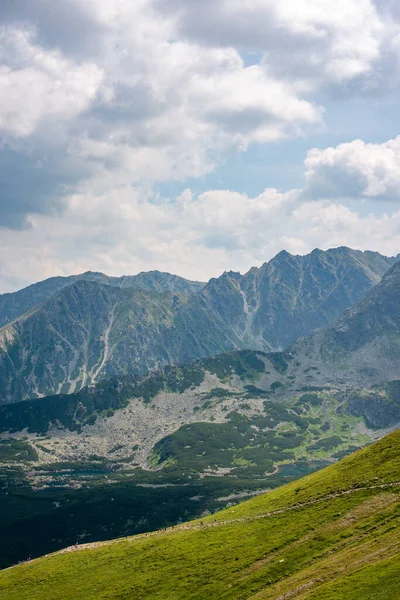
top-left (3, 273), bottom-right (400, 467)
top-left (0, 247), bottom-right (397, 404)
top-left (0, 280), bottom-right (240, 403)
top-left (3, 257), bottom-right (400, 450)
top-left (0, 270), bottom-right (205, 328)
top-left (202, 247), bottom-right (398, 350)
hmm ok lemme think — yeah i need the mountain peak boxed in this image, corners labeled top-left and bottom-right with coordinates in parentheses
top-left (222, 270), bottom-right (241, 279)
top-left (272, 249), bottom-right (294, 260)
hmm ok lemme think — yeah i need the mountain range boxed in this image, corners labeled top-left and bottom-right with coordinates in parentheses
top-left (0, 247), bottom-right (397, 404)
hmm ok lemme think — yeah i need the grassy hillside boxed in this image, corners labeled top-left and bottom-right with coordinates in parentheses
top-left (1, 430), bottom-right (399, 600)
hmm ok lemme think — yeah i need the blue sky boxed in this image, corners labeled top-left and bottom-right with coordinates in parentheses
top-left (156, 96), bottom-right (400, 202)
top-left (1, 0), bottom-right (400, 292)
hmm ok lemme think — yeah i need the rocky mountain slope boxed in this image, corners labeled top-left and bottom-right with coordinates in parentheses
top-left (0, 270), bottom-right (205, 329)
top-left (203, 247), bottom-right (398, 350)
top-left (1, 430), bottom-right (399, 600)
top-left (290, 259), bottom-right (400, 387)
top-left (0, 247), bottom-right (397, 404)
top-left (1, 345), bottom-right (398, 477)
top-left (0, 281), bottom-right (246, 404)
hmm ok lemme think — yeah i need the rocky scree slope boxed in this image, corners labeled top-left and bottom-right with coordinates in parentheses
top-left (1, 430), bottom-right (399, 600)
top-left (1, 345), bottom-right (399, 477)
top-left (0, 248), bottom-right (396, 404)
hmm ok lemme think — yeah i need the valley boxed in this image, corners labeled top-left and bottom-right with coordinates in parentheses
top-left (1, 429), bottom-right (399, 599)
top-left (0, 347), bottom-right (398, 568)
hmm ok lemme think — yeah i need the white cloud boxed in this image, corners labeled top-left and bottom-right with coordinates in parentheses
top-left (305, 136), bottom-right (400, 200)
top-left (2, 175), bottom-right (400, 292)
top-left (0, 27), bottom-right (103, 138)
top-left (0, 6), bottom-right (325, 226)
top-left (156, 0), bottom-right (395, 93)
top-left (1, 0), bottom-right (400, 227)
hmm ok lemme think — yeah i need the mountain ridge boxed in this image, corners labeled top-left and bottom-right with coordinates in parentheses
top-left (0, 269), bottom-right (205, 329)
top-left (0, 247), bottom-right (397, 404)
top-left (4, 257), bottom-right (400, 470)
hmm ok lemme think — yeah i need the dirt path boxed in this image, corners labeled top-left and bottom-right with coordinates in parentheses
top-left (8, 479), bottom-right (397, 568)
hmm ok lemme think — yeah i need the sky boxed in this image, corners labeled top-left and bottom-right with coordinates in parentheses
top-left (2, 0), bottom-right (400, 292)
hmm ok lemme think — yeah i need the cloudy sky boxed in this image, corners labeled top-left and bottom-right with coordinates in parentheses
top-left (1, 0), bottom-right (400, 291)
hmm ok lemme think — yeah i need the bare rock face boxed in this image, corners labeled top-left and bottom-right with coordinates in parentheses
top-left (0, 247), bottom-right (397, 404)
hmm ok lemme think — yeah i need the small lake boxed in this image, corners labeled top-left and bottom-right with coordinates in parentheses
top-left (275, 460), bottom-right (331, 479)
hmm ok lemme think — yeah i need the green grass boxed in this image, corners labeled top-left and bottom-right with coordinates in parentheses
top-left (149, 392), bottom-right (374, 476)
top-left (304, 556), bottom-right (400, 600)
top-left (0, 439), bottom-right (38, 462)
top-left (1, 429), bottom-right (399, 600)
